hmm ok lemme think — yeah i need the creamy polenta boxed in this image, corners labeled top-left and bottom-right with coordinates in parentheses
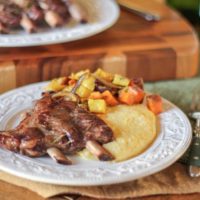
top-left (79, 104), bottom-right (157, 162)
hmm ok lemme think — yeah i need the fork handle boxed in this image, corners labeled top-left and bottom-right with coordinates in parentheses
top-left (188, 136), bottom-right (200, 166)
top-left (189, 136), bottom-right (200, 177)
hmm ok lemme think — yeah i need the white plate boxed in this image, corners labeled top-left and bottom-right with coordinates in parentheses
top-left (0, 82), bottom-right (192, 186)
top-left (0, 0), bottom-right (119, 47)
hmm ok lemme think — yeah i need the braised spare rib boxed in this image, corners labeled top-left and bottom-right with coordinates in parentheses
top-left (0, 0), bottom-right (87, 33)
top-left (0, 93), bottom-right (114, 164)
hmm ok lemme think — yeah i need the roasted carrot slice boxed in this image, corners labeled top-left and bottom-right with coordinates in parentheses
top-left (146, 94), bottom-right (163, 115)
top-left (68, 79), bottom-right (77, 85)
top-left (89, 91), bottom-right (103, 99)
top-left (119, 88), bottom-right (134, 105)
top-left (119, 86), bottom-right (145, 105)
top-left (128, 86), bottom-right (145, 104)
top-left (129, 78), bottom-right (144, 89)
top-left (102, 90), bottom-right (118, 106)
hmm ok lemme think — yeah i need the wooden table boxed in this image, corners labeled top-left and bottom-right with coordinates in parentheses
top-left (0, 1), bottom-right (199, 200)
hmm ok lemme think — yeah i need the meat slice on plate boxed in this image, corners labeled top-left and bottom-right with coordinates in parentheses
top-left (0, 2), bottom-right (22, 33)
top-left (0, 93), bottom-right (114, 164)
top-left (36, 0), bottom-right (70, 27)
top-left (0, 0), bottom-right (87, 33)
top-left (0, 1), bottom-right (37, 33)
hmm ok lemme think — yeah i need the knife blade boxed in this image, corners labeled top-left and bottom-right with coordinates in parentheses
top-left (117, 0), bottom-right (161, 21)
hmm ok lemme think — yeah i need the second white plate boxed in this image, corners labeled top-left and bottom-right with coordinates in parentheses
top-left (0, 0), bottom-right (119, 47)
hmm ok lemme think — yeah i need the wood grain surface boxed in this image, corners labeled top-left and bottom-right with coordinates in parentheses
top-left (0, 0), bottom-right (199, 94)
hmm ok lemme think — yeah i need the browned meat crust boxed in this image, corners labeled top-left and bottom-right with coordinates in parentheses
top-left (0, 93), bottom-right (114, 160)
top-left (0, 0), bottom-right (87, 33)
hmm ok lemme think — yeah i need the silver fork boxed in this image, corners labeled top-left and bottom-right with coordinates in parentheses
top-left (188, 92), bottom-right (200, 177)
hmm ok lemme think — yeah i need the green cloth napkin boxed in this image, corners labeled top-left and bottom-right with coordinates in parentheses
top-left (145, 76), bottom-right (200, 114)
top-left (145, 70), bottom-right (200, 165)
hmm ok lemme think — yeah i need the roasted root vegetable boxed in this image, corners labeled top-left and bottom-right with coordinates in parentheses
top-left (146, 94), bottom-right (163, 115)
top-left (89, 92), bottom-right (103, 99)
top-left (76, 85), bottom-right (92, 98)
top-left (81, 75), bottom-right (95, 91)
top-left (45, 77), bottom-right (68, 91)
top-left (112, 74), bottom-right (130, 87)
top-left (45, 69), bottom-right (163, 116)
top-left (93, 75), bottom-right (122, 97)
top-left (75, 75), bottom-right (95, 98)
top-left (63, 85), bottom-right (74, 92)
top-left (119, 86), bottom-right (145, 105)
top-left (70, 69), bottom-right (90, 80)
top-left (129, 78), bottom-right (144, 89)
top-left (94, 68), bottom-right (114, 82)
top-left (102, 90), bottom-right (118, 106)
top-left (128, 86), bottom-right (145, 104)
top-left (118, 87), bottom-right (134, 105)
top-left (88, 90), bottom-right (118, 106)
top-left (88, 99), bottom-right (107, 113)
top-left (68, 79), bottom-right (76, 85)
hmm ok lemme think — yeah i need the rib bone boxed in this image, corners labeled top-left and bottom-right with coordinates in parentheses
top-left (44, 10), bottom-right (63, 27)
top-left (47, 147), bottom-right (72, 165)
top-left (86, 140), bottom-right (114, 161)
top-left (20, 14), bottom-right (36, 33)
top-left (10, 0), bottom-right (30, 8)
top-left (67, 0), bottom-right (88, 23)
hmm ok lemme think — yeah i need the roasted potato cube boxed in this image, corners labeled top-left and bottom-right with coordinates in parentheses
top-left (94, 68), bottom-right (114, 82)
top-left (70, 69), bottom-right (90, 80)
top-left (63, 85), bottom-right (74, 92)
top-left (88, 99), bottom-right (107, 113)
top-left (146, 94), bottom-right (163, 115)
top-left (112, 74), bottom-right (130, 87)
top-left (76, 85), bottom-right (92, 98)
top-left (82, 75), bottom-right (95, 91)
top-left (45, 77), bottom-right (68, 91)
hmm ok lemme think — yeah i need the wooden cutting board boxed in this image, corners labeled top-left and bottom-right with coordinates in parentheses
top-left (0, 0), bottom-right (199, 93)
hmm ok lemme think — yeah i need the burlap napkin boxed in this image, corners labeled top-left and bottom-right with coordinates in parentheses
top-left (0, 162), bottom-right (200, 199)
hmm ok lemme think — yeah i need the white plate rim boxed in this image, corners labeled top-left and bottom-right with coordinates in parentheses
top-left (0, 82), bottom-right (192, 186)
